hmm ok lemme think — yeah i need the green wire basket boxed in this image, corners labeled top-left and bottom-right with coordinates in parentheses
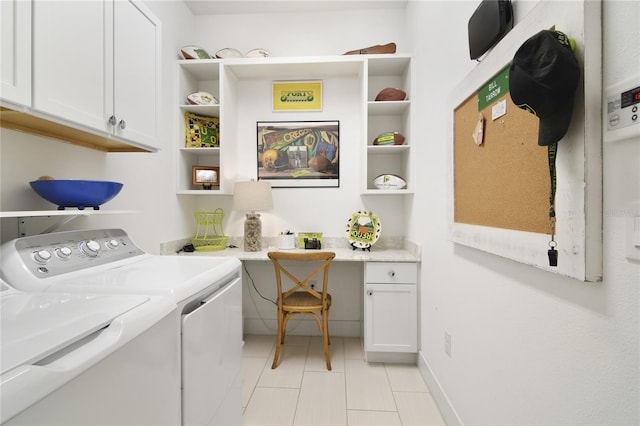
top-left (191, 208), bottom-right (228, 251)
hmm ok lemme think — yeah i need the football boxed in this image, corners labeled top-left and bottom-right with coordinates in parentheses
top-left (187, 92), bottom-right (218, 105)
top-left (180, 45), bottom-right (211, 60)
top-left (215, 48), bottom-right (243, 58)
top-left (373, 174), bottom-right (407, 190)
top-left (375, 87), bottom-right (406, 101)
top-left (246, 48), bottom-right (272, 58)
top-left (373, 132), bottom-right (405, 146)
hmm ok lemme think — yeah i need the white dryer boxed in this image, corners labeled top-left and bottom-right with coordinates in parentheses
top-left (0, 279), bottom-right (180, 425)
top-left (1, 228), bottom-right (243, 426)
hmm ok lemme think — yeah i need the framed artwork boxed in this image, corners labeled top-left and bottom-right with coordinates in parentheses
top-left (257, 121), bottom-right (339, 188)
top-left (192, 166), bottom-right (220, 189)
top-left (272, 81), bottom-right (322, 111)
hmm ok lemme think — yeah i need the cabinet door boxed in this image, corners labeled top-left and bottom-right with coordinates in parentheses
top-left (112, 0), bottom-right (159, 147)
top-left (364, 283), bottom-right (417, 353)
top-left (32, 0), bottom-right (113, 132)
top-left (182, 278), bottom-right (242, 426)
top-left (1, 0), bottom-right (31, 106)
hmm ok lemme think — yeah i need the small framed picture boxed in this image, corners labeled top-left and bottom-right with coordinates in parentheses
top-left (192, 166), bottom-right (220, 189)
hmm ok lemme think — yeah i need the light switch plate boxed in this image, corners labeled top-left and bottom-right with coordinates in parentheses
top-left (604, 74), bottom-right (640, 143)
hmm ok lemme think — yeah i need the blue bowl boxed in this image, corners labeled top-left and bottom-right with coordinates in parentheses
top-left (29, 180), bottom-right (123, 210)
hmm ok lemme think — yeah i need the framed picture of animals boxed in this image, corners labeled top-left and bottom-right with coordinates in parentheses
top-left (256, 121), bottom-right (339, 188)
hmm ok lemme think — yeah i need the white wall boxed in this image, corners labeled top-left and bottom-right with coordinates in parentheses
top-left (407, 1), bottom-right (639, 424)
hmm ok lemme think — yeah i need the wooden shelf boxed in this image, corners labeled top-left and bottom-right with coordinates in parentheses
top-left (0, 106), bottom-right (155, 153)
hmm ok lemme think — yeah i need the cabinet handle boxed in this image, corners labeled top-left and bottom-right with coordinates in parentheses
top-left (367, 290), bottom-right (373, 296)
top-left (118, 119), bottom-right (127, 130)
top-left (388, 270), bottom-right (396, 278)
top-left (108, 115), bottom-right (117, 126)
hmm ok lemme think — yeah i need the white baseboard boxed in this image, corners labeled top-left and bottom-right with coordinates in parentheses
top-left (365, 351), bottom-right (417, 364)
top-left (417, 350), bottom-right (464, 426)
top-left (243, 318), bottom-right (361, 337)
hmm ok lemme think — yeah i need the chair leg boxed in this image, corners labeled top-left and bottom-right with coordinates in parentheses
top-left (323, 308), bottom-right (332, 371)
top-left (272, 307), bottom-right (283, 369)
top-left (282, 312), bottom-right (295, 344)
top-left (326, 310), bottom-right (331, 346)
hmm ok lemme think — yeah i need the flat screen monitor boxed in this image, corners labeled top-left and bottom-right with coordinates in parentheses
top-left (468, 0), bottom-right (514, 60)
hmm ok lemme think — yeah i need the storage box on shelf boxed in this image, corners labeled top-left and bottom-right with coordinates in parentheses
top-left (365, 55), bottom-right (412, 194)
top-left (177, 59), bottom-right (224, 194)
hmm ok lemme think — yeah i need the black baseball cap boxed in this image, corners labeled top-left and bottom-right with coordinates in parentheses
top-left (509, 30), bottom-right (580, 146)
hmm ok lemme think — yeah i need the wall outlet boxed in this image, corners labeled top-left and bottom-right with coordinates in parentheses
top-left (444, 331), bottom-right (452, 358)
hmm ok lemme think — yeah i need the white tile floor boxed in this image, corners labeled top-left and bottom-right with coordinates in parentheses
top-left (242, 334), bottom-right (446, 425)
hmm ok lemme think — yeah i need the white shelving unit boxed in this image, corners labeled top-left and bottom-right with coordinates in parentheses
top-left (175, 54), bottom-right (412, 196)
top-left (364, 55), bottom-right (412, 194)
top-left (177, 59), bottom-right (224, 194)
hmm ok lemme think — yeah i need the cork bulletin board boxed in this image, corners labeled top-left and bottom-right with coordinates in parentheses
top-left (447, 0), bottom-right (603, 282)
top-left (453, 85), bottom-right (550, 234)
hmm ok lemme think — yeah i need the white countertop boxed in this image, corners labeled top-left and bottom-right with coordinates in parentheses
top-left (185, 246), bottom-right (420, 262)
top-left (164, 236), bottom-right (420, 263)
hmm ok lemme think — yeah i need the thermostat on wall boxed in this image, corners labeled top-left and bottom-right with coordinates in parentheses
top-left (604, 74), bottom-right (640, 143)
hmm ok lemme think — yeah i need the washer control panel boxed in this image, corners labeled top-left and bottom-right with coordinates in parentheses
top-left (604, 75), bottom-right (640, 143)
top-left (6, 229), bottom-right (145, 279)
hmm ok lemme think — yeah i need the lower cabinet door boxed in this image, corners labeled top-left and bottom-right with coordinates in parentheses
top-left (364, 283), bottom-right (417, 353)
top-left (181, 278), bottom-right (242, 426)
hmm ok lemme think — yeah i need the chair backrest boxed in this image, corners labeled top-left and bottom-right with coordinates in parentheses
top-left (267, 251), bottom-right (336, 305)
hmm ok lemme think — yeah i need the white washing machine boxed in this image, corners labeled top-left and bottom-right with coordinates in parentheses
top-left (0, 279), bottom-right (180, 425)
top-left (1, 228), bottom-right (243, 426)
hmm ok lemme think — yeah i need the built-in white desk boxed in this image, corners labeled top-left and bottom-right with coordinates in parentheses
top-left (186, 246), bottom-right (420, 263)
top-left (164, 237), bottom-right (420, 363)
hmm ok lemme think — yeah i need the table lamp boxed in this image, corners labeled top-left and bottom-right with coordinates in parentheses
top-left (233, 180), bottom-right (273, 251)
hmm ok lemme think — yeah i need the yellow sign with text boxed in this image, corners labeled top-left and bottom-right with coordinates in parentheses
top-left (273, 81), bottom-right (322, 111)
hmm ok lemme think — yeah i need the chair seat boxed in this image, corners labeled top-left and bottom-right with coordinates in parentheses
top-left (283, 292), bottom-right (332, 310)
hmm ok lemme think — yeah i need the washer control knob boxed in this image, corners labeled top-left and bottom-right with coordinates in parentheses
top-left (33, 249), bottom-right (52, 264)
top-left (80, 240), bottom-right (101, 257)
top-left (106, 239), bottom-right (119, 249)
top-left (55, 246), bottom-right (73, 259)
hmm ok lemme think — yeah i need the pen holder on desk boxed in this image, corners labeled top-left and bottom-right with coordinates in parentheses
top-left (277, 234), bottom-right (296, 250)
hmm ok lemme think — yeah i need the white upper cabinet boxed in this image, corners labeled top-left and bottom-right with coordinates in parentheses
top-left (0, 0), bottom-right (32, 107)
top-left (112, 0), bottom-right (159, 146)
top-left (33, 1), bottom-right (111, 132)
top-left (32, 0), bottom-right (159, 150)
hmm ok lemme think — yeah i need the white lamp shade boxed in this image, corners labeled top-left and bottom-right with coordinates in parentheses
top-left (233, 181), bottom-right (273, 212)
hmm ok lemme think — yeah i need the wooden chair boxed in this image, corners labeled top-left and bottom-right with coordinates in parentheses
top-left (267, 251), bottom-right (336, 370)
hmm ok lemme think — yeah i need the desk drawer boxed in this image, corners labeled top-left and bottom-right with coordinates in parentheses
top-left (365, 262), bottom-right (417, 284)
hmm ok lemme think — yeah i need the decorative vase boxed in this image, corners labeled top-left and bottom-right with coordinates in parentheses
top-left (244, 213), bottom-right (262, 252)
